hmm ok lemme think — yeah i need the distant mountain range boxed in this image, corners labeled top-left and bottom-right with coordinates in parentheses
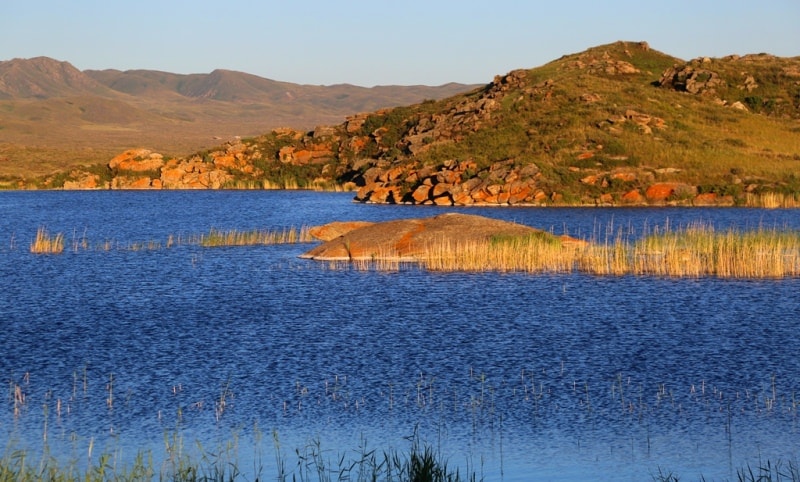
top-left (0, 56), bottom-right (479, 177)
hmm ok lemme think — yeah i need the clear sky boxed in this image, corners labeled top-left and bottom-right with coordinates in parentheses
top-left (2, 0), bottom-right (798, 87)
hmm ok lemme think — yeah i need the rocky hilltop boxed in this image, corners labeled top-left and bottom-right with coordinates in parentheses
top-left (29, 42), bottom-right (800, 206)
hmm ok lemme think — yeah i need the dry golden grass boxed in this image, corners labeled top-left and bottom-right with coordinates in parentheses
top-left (30, 227), bottom-right (64, 254)
top-left (353, 250), bottom-right (404, 272)
top-left (420, 236), bottom-right (576, 274)
top-left (389, 226), bottom-right (800, 279)
top-left (626, 225), bottom-right (800, 278)
top-left (577, 240), bottom-right (630, 276)
top-left (745, 192), bottom-right (800, 209)
top-left (198, 226), bottom-right (313, 247)
top-left (21, 226), bottom-right (314, 253)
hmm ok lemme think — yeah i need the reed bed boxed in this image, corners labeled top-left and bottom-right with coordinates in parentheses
top-left (350, 256), bottom-right (403, 272)
top-left (624, 225), bottom-right (800, 278)
top-left (17, 226), bottom-right (313, 254)
top-left (421, 234), bottom-right (576, 274)
top-left (415, 225), bottom-right (800, 278)
top-left (17, 223), bottom-right (800, 278)
top-left (29, 227), bottom-right (64, 254)
top-left (198, 226), bottom-right (312, 247)
top-left (256, 178), bottom-right (351, 191)
top-left (746, 192), bottom-right (800, 209)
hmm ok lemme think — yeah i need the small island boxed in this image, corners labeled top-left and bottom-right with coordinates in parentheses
top-left (302, 213), bottom-right (799, 278)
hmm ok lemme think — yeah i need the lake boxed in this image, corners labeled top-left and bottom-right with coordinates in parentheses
top-left (1, 190), bottom-right (799, 481)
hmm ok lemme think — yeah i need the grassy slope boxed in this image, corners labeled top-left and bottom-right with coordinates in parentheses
top-left (395, 42), bottom-right (800, 197)
top-left (236, 41), bottom-right (799, 204)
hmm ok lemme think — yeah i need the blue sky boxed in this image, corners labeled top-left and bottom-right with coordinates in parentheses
top-left (2, 0), bottom-right (798, 86)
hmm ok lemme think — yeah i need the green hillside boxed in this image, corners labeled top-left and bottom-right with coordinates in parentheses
top-left (24, 41), bottom-right (800, 206)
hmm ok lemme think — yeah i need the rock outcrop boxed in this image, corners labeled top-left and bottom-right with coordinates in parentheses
top-left (564, 49), bottom-right (642, 76)
top-left (62, 171), bottom-right (104, 190)
top-left (308, 221), bottom-right (375, 241)
top-left (108, 149), bottom-right (165, 172)
top-left (301, 213), bottom-right (585, 261)
top-left (106, 142), bottom-right (254, 189)
top-left (354, 158), bottom-right (547, 206)
top-left (658, 63), bottom-right (726, 95)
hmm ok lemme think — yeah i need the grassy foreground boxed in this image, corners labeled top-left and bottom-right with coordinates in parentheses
top-left (0, 434), bottom-right (478, 482)
top-left (654, 460), bottom-right (800, 482)
top-left (3, 443), bottom-right (799, 481)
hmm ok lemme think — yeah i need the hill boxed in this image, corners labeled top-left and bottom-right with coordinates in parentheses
top-left (11, 42), bottom-right (800, 207)
top-left (0, 57), bottom-right (477, 179)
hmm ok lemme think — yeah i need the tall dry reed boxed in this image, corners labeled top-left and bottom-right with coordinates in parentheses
top-left (198, 226), bottom-right (313, 247)
top-left (420, 233), bottom-right (577, 274)
top-left (746, 192), bottom-right (800, 209)
top-left (402, 226), bottom-right (800, 279)
top-left (30, 227), bottom-right (64, 254)
top-left (624, 224), bottom-right (800, 278)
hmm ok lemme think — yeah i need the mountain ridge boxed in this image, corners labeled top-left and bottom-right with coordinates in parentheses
top-left (0, 56), bottom-right (111, 99)
top-left (0, 56), bottom-right (479, 177)
top-left (0, 56), bottom-right (477, 102)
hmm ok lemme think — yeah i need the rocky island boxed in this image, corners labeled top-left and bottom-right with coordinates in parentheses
top-left (302, 213), bottom-right (585, 261)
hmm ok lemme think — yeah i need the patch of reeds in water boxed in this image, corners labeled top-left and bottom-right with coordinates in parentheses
top-left (17, 222), bottom-right (800, 278)
top-left (416, 225), bottom-right (800, 279)
top-left (421, 233), bottom-right (575, 274)
top-left (256, 178), bottom-right (352, 191)
top-left (585, 224), bottom-right (800, 278)
top-left (17, 226), bottom-right (313, 254)
top-left (746, 192), bottom-right (800, 209)
top-left (29, 227), bottom-right (64, 254)
top-left (645, 225), bottom-right (799, 278)
top-left (198, 226), bottom-right (312, 247)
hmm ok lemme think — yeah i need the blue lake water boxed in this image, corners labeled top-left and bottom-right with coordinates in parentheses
top-left (1, 190), bottom-right (800, 481)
